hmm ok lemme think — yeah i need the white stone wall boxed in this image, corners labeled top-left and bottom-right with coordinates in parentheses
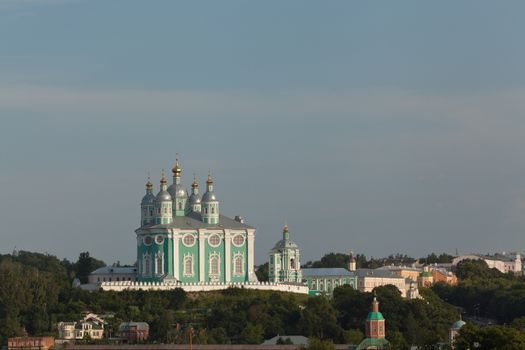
top-left (99, 281), bottom-right (309, 294)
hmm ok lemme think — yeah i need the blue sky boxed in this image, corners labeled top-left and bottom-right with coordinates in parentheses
top-left (1, 1), bottom-right (525, 265)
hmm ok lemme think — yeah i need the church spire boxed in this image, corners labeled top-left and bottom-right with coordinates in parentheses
top-left (160, 170), bottom-right (167, 191)
top-left (172, 153), bottom-right (182, 183)
top-left (283, 222), bottom-right (289, 240)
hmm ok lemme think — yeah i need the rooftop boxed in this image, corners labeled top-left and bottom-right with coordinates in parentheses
top-left (138, 212), bottom-right (254, 231)
top-left (302, 268), bottom-right (355, 277)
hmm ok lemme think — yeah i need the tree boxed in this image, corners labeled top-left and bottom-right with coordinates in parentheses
top-left (255, 263), bottom-right (269, 282)
top-left (239, 323), bottom-right (264, 344)
top-left (75, 252), bottom-right (106, 283)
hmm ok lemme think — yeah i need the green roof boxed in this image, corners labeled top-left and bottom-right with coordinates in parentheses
top-left (366, 311), bottom-right (385, 321)
top-left (420, 271), bottom-right (432, 277)
top-left (451, 320), bottom-right (466, 329)
top-left (354, 337), bottom-right (390, 350)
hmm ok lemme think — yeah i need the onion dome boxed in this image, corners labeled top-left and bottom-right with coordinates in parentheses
top-left (167, 155), bottom-right (188, 199)
top-left (189, 175), bottom-right (201, 205)
top-left (202, 173), bottom-right (218, 202)
top-left (156, 172), bottom-right (172, 202)
top-left (366, 296), bottom-right (385, 321)
top-left (141, 176), bottom-right (156, 205)
top-left (270, 225), bottom-right (299, 251)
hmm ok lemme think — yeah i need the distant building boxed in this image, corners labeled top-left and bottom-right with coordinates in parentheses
top-left (263, 335), bottom-right (308, 345)
top-left (8, 337), bottom-right (54, 350)
top-left (355, 269), bottom-right (409, 298)
top-left (449, 317), bottom-right (466, 348)
top-left (418, 271), bottom-right (433, 288)
top-left (269, 224), bottom-right (303, 283)
top-left (429, 268), bottom-right (457, 286)
top-left (376, 265), bottom-right (421, 282)
top-left (355, 296), bottom-right (390, 349)
top-left (302, 268), bottom-right (357, 296)
top-left (452, 252), bottom-right (522, 275)
top-left (57, 313), bottom-right (105, 340)
top-left (88, 266), bottom-right (138, 284)
top-left (119, 322), bottom-right (149, 344)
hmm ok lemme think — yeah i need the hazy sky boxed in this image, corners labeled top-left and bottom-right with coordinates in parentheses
top-left (1, 1), bottom-right (525, 265)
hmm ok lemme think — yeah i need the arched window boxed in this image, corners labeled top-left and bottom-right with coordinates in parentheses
top-left (211, 207), bottom-right (215, 214)
top-left (205, 207), bottom-right (208, 214)
top-left (312, 280), bottom-right (317, 290)
top-left (209, 254), bottom-right (220, 276)
top-left (178, 202), bottom-right (182, 210)
top-left (184, 255), bottom-right (194, 276)
top-left (164, 207), bottom-right (167, 214)
top-left (156, 252), bottom-right (164, 275)
top-left (290, 258), bottom-right (295, 269)
top-left (233, 253), bottom-right (244, 276)
top-left (143, 254), bottom-right (151, 276)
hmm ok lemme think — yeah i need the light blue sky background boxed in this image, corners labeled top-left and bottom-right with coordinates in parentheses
top-left (1, 1), bottom-right (525, 265)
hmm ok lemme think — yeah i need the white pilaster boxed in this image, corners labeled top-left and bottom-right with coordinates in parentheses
top-left (199, 230), bottom-right (205, 282)
top-left (224, 230), bottom-right (231, 282)
top-left (172, 229), bottom-right (180, 280)
top-left (247, 229), bottom-right (255, 281)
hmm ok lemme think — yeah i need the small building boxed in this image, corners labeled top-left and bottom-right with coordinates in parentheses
top-left (430, 268), bottom-right (457, 286)
top-left (418, 271), bottom-right (433, 288)
top-left (452, 252), bottom-right (522, 275)
top-left (119, 322), bottom-right (149, 344)
top-left (355, 296), bottom-right (390, 350)
top-left (376, 265), bottom-right (421, 282)
top-left (88, 266), bottom-right (138, 284)
top-left (269, 224), bottom-right (302, 283)
top-left (263, 335), bottom-right (308, 345)
top-left (8, 337), bottom-right (54, 350)
top-left (302, 268), bottom-right (357, 296)
top-left (355, 269), bottom-right (408, 298)
top-left (57, 313), bottom-right (106, 341)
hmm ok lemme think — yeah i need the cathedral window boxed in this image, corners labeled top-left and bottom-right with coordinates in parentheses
top-left (208, 234), bottom-right (221, 247)
top-left (182, 234), bottom-right (196, 247)
top-left (232, 234), bottom-right (245, 247)
top-left (143, 254), bottom-right (152, 276)
top-left (209, 253), bottom-right (220, 276)
top-left (233, 253), bottom-right (244, 276)
top-left (290, 258), bottom-right (295, 269)
top-left (184, 255), bottom-right (194, 276)
top-left (155, 252), bottom-right (164, 275)
top-left (205, 207), bottom-right (208, 214)
top-left (211, 207), bottom-right (215, 214)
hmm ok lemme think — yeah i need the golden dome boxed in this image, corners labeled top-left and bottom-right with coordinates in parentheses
top-left (160, 170), bottom-right (167, 185)
top-left (146, 176), bottom-right (153, 190)
top-left (283, 224), bottom-right (289, 233)
top-left (172, 155), bottom-right (182, 177)
top-left (192, 174), bottom-right (198, 189)
top-left (206, 172), bottom-right (213, 185)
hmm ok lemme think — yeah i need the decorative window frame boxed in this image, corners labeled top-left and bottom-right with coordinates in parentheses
top-left (143, 235), bottom-right (152, 246)
top-left (155, 235), bottom-right (165, 245)
top-left (233, 252), bottom-right (244, 276)
top-left (142, 252), bottom-right (152, 276)
top-left (208, 233), bottom-right (221, 248)
top-left (182, 233), bottom-right (196, 247)
top-left (155, 251), bottom-right (164, 275)
top-left (231, 234), bottom-right (245, 247)
top-left (209, 252), bottom-right (221, 278)
top-left (183, 253), bottom-right (194, 277)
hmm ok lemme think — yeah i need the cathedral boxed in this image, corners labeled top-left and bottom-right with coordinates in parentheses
top-left (135, 157), bottom-right (257, 284)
